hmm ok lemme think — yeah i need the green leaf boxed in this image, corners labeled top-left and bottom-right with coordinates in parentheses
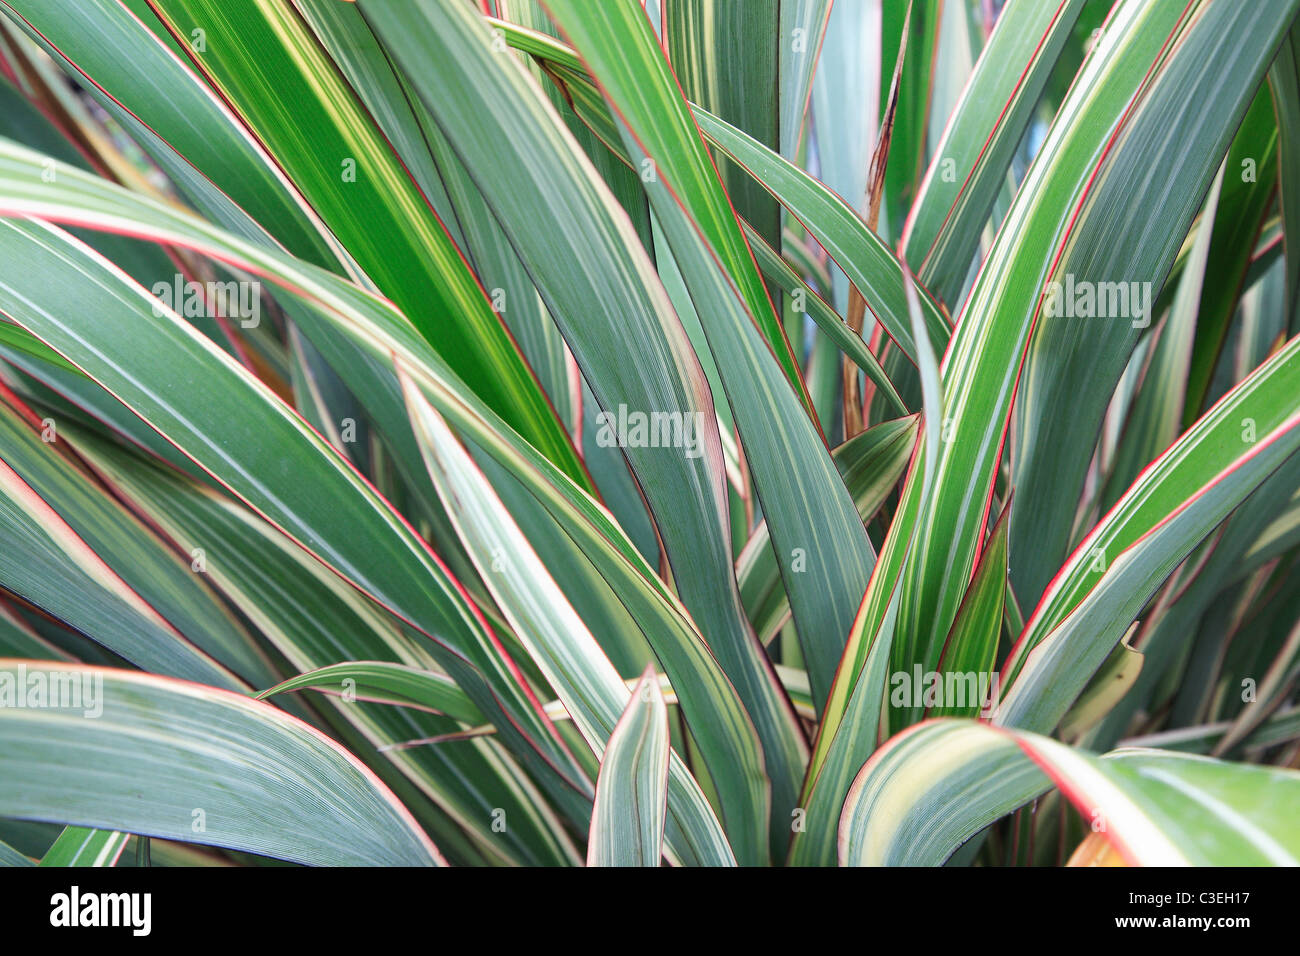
top-left (0, 602), bottom-right (70, 661)
top-left (0, 321), bottom-right (81, 375)
top-left (0, 837), bottom-right (33, 867)
top-left (778, 0), bottom-right (832, 157)
top-left (879, 0), bottom-right (942, 233)
top-left (1060, 636), bottom-right (1144, 742)
top-left (666, 0), bottom-right (781, 250)
top-left (0, 661), bottom-right (444, 866)
top-left (398, 351), bottom-right (772, 852)
top-left (298, 0), bottom-right (583, 438)
top-left (257, 661), bottom-right (484, 726)
top-left (838, 719), bottom-right (1050, 866)
top-left (38, 826), bottom-right (128, 867)
top-left (928, 502), bottom-right (1009, 719)
top-left (587, 665), bottom-right (670, 867)
top-left (1271, 23), bottom-right (1300, 336)
top-left (489, 16), bottom-right (948, 370)
top-left (0, 139), bottom-right (626, 840)
top-left (839, 719), bottom-right (1300, 866)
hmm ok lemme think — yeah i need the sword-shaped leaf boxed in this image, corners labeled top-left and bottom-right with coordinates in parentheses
top-left (587, 665), bottom-right (670, 867)
top-left (839, 719), bottom-right (1300, 866)
top-left (0, 661), bottom-right (444, 866)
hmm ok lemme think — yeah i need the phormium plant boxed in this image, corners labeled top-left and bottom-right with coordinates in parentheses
top-left (0, 0), bottom-right (1296, 868)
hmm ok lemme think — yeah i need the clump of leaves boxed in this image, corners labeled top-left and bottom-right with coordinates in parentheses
top-left (0, 0), bottom-right (1297, 867)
